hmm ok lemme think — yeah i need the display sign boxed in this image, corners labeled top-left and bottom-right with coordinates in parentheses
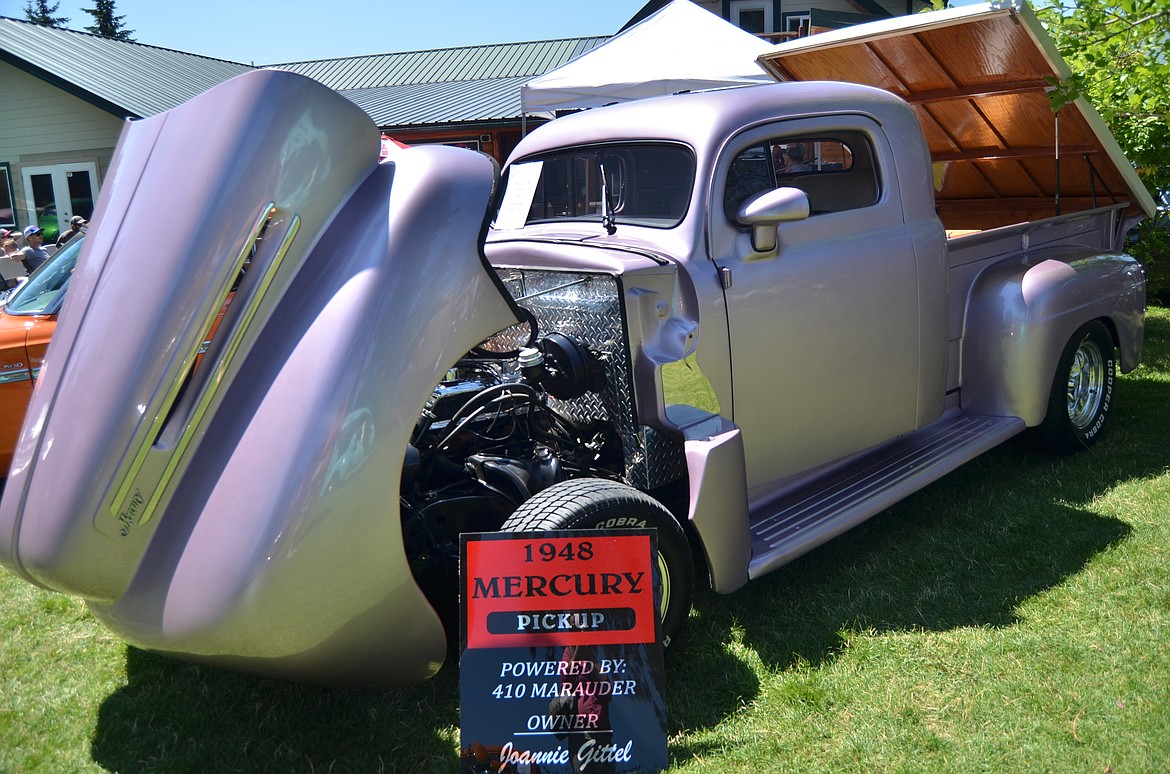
top-left (460, 530), bottom-right (668, 773)
top-left (492, 160), bottom-right (542, 230)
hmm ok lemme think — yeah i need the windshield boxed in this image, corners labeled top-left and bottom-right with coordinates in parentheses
top-left (493, 143), bottom-right (695, 230)
top-left (5, 237), bottom-right (83, 316)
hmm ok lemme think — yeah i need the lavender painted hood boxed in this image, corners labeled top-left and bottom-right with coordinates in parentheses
top-left (0, 70), bottom-right (520, 684)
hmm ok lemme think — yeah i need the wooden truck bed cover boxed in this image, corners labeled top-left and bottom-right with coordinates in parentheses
top-left (757, 0), bottom-right (1156, 233)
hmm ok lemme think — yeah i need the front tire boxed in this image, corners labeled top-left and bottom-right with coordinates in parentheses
top-left (1031, 320), bottom-right (1116, 454)
top-left (500, 478), bottom-right (694, 647)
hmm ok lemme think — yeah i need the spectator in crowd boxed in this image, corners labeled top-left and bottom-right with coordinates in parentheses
top-left (1, 239), bottom-right (25, 289)
top-left (0, 228), bottom-right (21, 248)
top-left (783, 143), bottom-right (812, 172)
top-left (56, 215), bottom-right (86, 248)
top-left (20, 226), bottom-right (50, 273)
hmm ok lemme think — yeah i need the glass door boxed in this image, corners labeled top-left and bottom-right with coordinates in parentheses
top-left (21, 163), bottom-right (99, 243)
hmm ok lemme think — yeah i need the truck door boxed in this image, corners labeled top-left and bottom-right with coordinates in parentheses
top-left (711, 119), bottom-right (921, 490)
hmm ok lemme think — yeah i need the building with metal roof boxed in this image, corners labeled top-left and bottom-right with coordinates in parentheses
top-left (0, 16), bottom-right (252, 239)
top-left (0, 16), bottom-right (252, 118)
top-left (0, 14), bottom-right (605, 239)
top-left (0, 2), bottom-right (916, 241)
top-left (270, 37), bottom-right (607, 161)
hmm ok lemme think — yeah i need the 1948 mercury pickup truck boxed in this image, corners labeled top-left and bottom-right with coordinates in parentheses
top-left (0, 1), bottom-right (1155, 684)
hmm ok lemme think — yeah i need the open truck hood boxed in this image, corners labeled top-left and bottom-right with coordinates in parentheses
top-left (0, 70), bottom-right (520, 684)
top-left (757, 0), bottom-right (1156, 232)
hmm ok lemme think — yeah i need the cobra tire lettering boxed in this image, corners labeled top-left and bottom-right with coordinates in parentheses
top-left (597, 517), bottom-right (649, 529)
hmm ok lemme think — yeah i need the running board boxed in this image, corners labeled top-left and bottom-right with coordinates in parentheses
top-left (747, 410), bottom-right (1024, 579)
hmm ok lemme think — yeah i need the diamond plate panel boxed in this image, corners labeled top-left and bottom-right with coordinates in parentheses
top-left (493, 269), bottom-right (685, 489)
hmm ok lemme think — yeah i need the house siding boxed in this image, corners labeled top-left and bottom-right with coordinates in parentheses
top-left (1, 60), bottom-right (123, 229)
top-left (697, 0), bottom-right (919, 31)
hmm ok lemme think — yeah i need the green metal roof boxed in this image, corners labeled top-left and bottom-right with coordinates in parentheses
top-left (0, 16), bottom-right (253, 118)
top-left (340, 76), bottom-right (537, 128)
top-left (278, 37), bottom-right (608, 130)
top-left (271, 37), bottom-right (607, 91)
top-left (275, 37), bottom-right (609, 130)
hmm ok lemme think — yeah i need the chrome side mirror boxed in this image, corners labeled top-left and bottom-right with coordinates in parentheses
top-left (737, 187), bottom-right (810, 253)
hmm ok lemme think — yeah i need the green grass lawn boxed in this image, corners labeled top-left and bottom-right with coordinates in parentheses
top-left (3, 309), bottom-right (1169, 773)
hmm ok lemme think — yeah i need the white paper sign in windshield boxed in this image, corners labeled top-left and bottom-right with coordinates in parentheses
top-left (494, 161), bottom-right (543, 230)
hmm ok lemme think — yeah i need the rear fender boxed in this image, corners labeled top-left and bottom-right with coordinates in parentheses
top-left (960, 250), bottom-right (1145, 424)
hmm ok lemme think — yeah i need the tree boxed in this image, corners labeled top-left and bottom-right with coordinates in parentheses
top-left (1035, 0), bottom-right (1170, 198)
top-left (82, 0), bottom-right (134, 42)
top-left (22, 0), bottom-right (69, 27)
top-left (1036, 1), bottom-right (1170, 297)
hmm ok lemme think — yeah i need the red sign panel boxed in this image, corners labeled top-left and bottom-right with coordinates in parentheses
top-left (465, 533), bottom-right (658, 649)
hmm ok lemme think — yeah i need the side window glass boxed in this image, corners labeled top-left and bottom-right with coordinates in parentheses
top-left (724, 132), bottom-right (880, 221)
top-left (724, 144), bottom-right (775, 221)
top-left (772, 139), bottom-right (851, 174)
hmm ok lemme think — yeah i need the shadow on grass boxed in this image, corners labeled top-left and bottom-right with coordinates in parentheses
top-left (89, 630), bottom-right (746, 773)
top-left (664, 315), bottom-right (1170, 741)
top-left (87, 435), bottom-right (1156, 772)
top-left (662, 492), bottom-right (1135, 768)
top-left (667, 499), bottom-right (1131, 723)
top-left (91, 648), bottom-right (463, 772)
top-left (89, 315), bottom-right (1170, 770)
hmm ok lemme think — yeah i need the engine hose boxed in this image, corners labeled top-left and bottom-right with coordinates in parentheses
top-left (434, 384), bottom-right (539, 452)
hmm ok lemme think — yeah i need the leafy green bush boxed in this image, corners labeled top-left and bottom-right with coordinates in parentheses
top-left (1129, 207), bottom-right (1170, 303)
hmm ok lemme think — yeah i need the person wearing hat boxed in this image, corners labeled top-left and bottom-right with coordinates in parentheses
top-left (20, 225), bottom-right (50, 273)
top-left (56, 215), bottom-right (87, 248)
top-left (1, 238), bottom-right (26, 289)
top-left (0, 228), bottom-right (20, 247)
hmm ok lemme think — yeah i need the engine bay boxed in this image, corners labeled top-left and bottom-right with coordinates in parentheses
top-left (399, 269), bottom-right (686, 615)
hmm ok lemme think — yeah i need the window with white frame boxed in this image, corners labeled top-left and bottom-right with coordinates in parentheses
top-left (785, 12), bottom-right (811, 35)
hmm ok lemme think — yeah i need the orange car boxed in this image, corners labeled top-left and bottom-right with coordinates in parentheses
top-left (0, 237), bottom-right (82, 473)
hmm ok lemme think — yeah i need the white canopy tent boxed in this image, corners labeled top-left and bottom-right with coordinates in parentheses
top-left (520, 0), bottom-right (772, 115)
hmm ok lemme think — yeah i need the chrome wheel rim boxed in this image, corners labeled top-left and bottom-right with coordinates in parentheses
top-left (656, 552), bottom-right (671, 623)
top-left (1067, 337), bottom-right (1105, 429)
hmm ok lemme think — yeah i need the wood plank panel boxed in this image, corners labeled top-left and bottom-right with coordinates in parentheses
top-left (917, 101), bottom-right (1003, 150)
top-left (912, 17), bottom-right (1054, 88)
top-left (864, 33), bottom-right (955, 93)
top-left (771, 46), bottom-right (909, 94)
top-left (962, 93), bottom-right (1055, 148)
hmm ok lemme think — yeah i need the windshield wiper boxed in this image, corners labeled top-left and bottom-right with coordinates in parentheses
top-left (598, 159), bottom-right (617, 235)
